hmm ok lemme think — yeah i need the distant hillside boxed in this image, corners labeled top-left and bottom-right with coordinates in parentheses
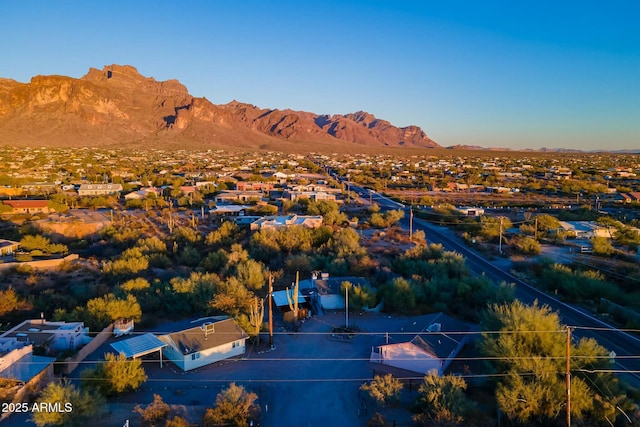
top-left (0, 65), bottom-right (439, 151)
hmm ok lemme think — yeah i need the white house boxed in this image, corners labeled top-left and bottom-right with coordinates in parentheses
top-left (0, 342), bottom-right (55, 385)
top-left (558, 221), bottom-right (614, 239)
top-left (0, 319), bottom-right (90, 353)
top-left (370, 313), bottom-right (470, 377)
top-left (78, 183), bottom-right (123, 196)
top-left (159, 317), bottom-right (248, 372)
top-left (0, 239), bottom-right (19, 256)
top-left (298, 273), bottom-right (370, 312)
top-left (250, 214), bottom-right (323, 231)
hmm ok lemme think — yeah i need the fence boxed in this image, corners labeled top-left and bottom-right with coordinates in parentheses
top-left (60, 322), bottom-right (114, 375)
top-left (0, 254), bottom-right (79, 271)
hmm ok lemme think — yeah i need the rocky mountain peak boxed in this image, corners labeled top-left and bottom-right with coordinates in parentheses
top-left (0, 65), bottom-right (439, 151)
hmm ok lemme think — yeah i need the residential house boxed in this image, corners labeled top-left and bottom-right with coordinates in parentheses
top-left (1, 200), bottom-right (50, 214)
top-left (0, 342), bottom-right (55, 386)
top-left (214, 190), bottom-right (265, 203)
top-left (124, 187), bottom-right (162, 200)
top-left (558, 221), bottom-right (614, 239)
top-left (456, 207), bottom-right (485, 217)
top-left (298, 273), bottom-right (370, 312)
top-left (370, 313), bottom-right (471, 377)
top-left (1, 319), bottom-right (90, 354)
top-left (209, 205), bottom-right (251, 217)
top-left (236, 182), bottom-right (275, 192)
top-left (250, 214), bottom-right (323, 231)
top-left (77, 183), bottom-right (123, 196)
top-left (179, 186), bottom-right (197, 196)
top-left (281, 190), bottom-right (337, 202)
top-left (158, 317), bottom-right (248, 372)
top-left (0, 239), bottom-right (19, 256)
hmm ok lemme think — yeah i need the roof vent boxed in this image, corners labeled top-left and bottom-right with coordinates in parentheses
top-left (201, 322), bottom-right (215, 337)
top-left (427, 323), bottom-right (442, 333)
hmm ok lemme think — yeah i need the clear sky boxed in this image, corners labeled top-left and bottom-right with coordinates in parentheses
top-left (3, 1), bottom-right (639, 151)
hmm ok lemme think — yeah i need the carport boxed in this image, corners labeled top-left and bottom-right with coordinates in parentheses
top-left (110, 333), bottom-right (167, 367)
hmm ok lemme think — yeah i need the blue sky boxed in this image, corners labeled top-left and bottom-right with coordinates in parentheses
top-left (3, 1), bottom-right (639, 150)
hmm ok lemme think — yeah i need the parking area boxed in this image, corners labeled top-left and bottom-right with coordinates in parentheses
top-left (86, 312), bottom-right (412, 427)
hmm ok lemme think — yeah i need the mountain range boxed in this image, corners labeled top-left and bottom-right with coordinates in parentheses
top-left (0, 65), bottom-right (439, 151)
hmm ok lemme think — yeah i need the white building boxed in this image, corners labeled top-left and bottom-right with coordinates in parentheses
top-left (370, 313), bottom-right (470, 377)
top-left (78, 183), bottom-right (123, 196)
top-left (250, 214), bottom-right (323, 231)
top-left (159, 317), bottom-right (248, 372)
top-left (0, 319), bottom-right (89, 353)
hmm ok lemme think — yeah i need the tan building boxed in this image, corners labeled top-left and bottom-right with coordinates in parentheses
top-left (77, 183), bottom-right (123, 196)
top-left (2, 200), bottom-right (50, 214)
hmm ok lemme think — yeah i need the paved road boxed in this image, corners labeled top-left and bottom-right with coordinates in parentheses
top-left (351, 183), bottom-right (640, 382)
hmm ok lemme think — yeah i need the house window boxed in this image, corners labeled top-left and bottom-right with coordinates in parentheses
top-left (232, 341), bottom-right (240, 348)
top-left (191, 352), bottom-right (200, 360)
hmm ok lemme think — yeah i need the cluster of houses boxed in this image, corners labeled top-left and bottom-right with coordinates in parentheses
top-left (1, 272), bottom-right (472, 398)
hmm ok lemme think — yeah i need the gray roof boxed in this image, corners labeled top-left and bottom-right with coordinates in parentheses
top-left (160, 318), bottom-right (248, 355)
top-left (272, 289), bottom-right (306, 307)
top-left (0, 354), bottom-right (55, 383)
top-left (111, 333), bottom-right (167, 359)
top-left (299, 276), bottom-right (370, 296)
top-left (391, 313), bottom-right (471, 359)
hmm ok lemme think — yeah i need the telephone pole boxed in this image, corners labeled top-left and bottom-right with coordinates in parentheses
top-left (409, 208), bottom-right (414, 241)
top-left (268, 273), bottom-right (274, 349)
top-left (566, 327), bottom-right (571, 427)
top-left (499, 217), bottom-right (503, 255)
top-left (345, 285), bottom-right (349, 328)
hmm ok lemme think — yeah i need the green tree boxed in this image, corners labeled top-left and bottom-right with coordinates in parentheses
top-left (380, 277), bottom-right (416, 313)
top-left (120, 277), bottom-right (151, 292)
top-left (86, 294), bottom-right (142, 329)
top-left (413, 370), bottom-right (471, 427)
top-left (591, 236), bottom-right (615, 256)
top-left (235, 259), bottom-right (267, 290)
top-left (32, 380), bottom-right (105, 427)
top-left (82, 353), bottom-right (147, 395)
top-left (536, 214), bottom-right (561, 236)
top-left (369, 212), bottom-right (386, 228)
top-left (482, 300), bottom-right (627, 426)
top-left (514, 236), bottom-right (541, 255)
top-left (479, 216), bottom-right (512, 243)
top-left (205, 221), bottom-right (239, 247)
top-left (19, 234), bottom-right (53, 252)
top-left (360, 374), bottom-right (403, 407)
top-left (210, 277), bottom-right (254, 317)
top-left (202, 382), bottom-right (258, 427)
top-left (342, 281), bottom-right (377, 311)
top-left (614, 226), bottom-right (640, 250)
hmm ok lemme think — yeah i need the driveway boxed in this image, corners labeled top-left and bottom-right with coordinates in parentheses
top-left (98, 312), bottom-right (410, 427)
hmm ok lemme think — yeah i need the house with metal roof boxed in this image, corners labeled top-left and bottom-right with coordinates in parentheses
top-left (158, 317), bottom-right (248, 372)
top-left (370, 313), bottom-right (471, 377)
top-left (298, 273), bottom-right (370, 312)
top-left (0, 239), bottom-right (19, 256)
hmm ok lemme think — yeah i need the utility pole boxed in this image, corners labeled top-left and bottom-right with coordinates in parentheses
top-left (409, 207), bottom-right (414, 241)
top-left (566, 327), bottom-right (571, 427)
top-left (499, 217), bottom-right (503, 255)
top-left (345, 284), bottom-right (349, 328)
top-left (268, 273), bottom-right (274, 349)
